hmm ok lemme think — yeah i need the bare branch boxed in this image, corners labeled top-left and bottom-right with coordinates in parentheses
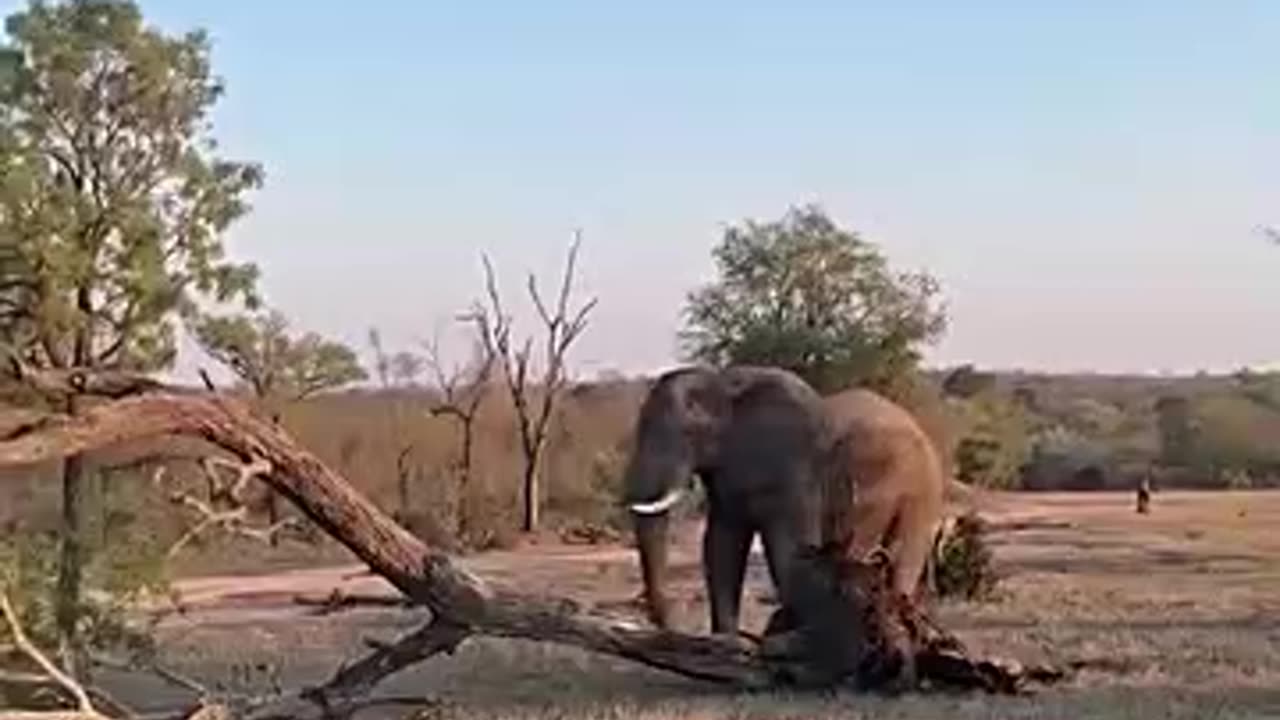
top-left (480, 233), bottom-right (598, 532)
top-left (0, 591), bottom-right (108, 719)
top-left (162, 455), bottom-right (293, 559)
top-left (299, 619), bottom-right (466, 716)
top-left (292, 588), bottom-right (413, 616)
top-left (90, 651), bottom-right (210, 704)
top-left (197, 369), bottom-right (217, 392)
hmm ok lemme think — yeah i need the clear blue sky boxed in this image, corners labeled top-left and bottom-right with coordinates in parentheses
top-left (28, 2), bottom-right (1280, 379)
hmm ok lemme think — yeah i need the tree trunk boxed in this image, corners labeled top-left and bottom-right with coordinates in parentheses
top-left (457, 423), bottom-right (474, 541)
top-left (266, 410), bottom-right (283, 545)
top-left (55, 453), bottom-right (85, 679)
top-left (521, 459), bottom-right (538, 533)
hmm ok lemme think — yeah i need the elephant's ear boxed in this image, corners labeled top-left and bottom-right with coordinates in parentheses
top-left (683, 378), bottom-right (732, 430)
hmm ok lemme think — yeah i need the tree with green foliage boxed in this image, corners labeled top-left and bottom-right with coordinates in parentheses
top-left (194, 308), bottom-right (366, 405)
top-left (1155, 394), bottom-right (1196, 467)
top-left (951, 394), bottom-right (1033, 489)
top-left (0, 0), bottom-right (261, 672)
top-left (680, 204), bottom-right (946, 396)
top-left (194, 308), bottom-right (366, 538)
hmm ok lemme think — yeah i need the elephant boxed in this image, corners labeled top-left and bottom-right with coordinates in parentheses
top-left (621, 364), bottom-right (947, 640)
top-left (815, 386), bottom-right (947, 605)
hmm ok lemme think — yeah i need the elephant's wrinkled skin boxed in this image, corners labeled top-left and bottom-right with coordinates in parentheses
top-left (621, 365), bottom-right (946, 639)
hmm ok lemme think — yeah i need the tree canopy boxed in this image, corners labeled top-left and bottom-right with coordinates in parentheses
top-left (0, 0), bottom-right (262, 372)
top-left (680, 204), bottom-right (946, 395)
top-left (194, 309), bottom-right (367, 401)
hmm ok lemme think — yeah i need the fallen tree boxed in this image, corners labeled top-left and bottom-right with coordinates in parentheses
top-left (0, 367), bottom-right (1067, 718)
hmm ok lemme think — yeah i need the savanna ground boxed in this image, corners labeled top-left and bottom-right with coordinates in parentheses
top-left (99, 489), bottom-right (1280, 720)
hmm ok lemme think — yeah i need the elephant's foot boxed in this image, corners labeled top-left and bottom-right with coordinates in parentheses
top-left (763, 605), bottom-right (798, 637)
top-left (758, 628), bottom-right (801, 659)
top-left (708, 630), bottom-right (756, 653)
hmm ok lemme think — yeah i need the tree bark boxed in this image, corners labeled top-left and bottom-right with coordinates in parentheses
top-left (55, 390), bottom-right (89, 680)
top-left (521, 456), bottom-right (538, 534)
top-left (55, 453), bottom-right (85, 679)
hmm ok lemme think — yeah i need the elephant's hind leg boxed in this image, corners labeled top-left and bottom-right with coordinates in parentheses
top-left (890, 510), bottom-right (937, 602)
top-left (834, 495), bottom-right (896, 564)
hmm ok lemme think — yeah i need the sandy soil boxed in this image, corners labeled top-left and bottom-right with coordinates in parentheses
top-left (103, 490), bottom-right (1280, 719)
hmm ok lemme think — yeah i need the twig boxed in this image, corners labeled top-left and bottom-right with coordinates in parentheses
top-left (164, 455), bottom-right (283, 559)
top-left (90, 652), bottom-right (209, 701)
top-left (197, 370), bottom-right (217, 393)
top-left (0, 590), bottom-right (106, 718)
top-left (292, 589), bottom-right (413, 616)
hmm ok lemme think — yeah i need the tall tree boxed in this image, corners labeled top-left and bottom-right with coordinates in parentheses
top-left (367, 327), bottom-right (424, 517)
top-left (680, 204), bottom-right (946, 396)
top-left (0, 0), bottom-right (262, 672)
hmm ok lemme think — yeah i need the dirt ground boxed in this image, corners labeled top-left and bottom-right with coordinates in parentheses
top-left (107, 490), bottom-right (1280, 719)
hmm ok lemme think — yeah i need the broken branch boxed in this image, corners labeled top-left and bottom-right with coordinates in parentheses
top-left (0, 591), bottom-right (108, 720)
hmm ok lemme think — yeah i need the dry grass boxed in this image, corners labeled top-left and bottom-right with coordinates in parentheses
top-left (97, 489), bottom-right (1280, 719)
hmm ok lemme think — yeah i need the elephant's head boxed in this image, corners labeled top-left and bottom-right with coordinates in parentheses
top-left (621, 364), bottom-right (825, 630)
top-left (621, 366), bottom-right (734, 629)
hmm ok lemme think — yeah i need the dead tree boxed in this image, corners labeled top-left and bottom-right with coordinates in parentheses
top-left (367, 329), bottom-right (425, 516)
top-left (472, 236), bottom-right (596, 533)
top-left (423, 326), bottom-right (495, 542)
top-left (0, 367), bottom-right (1069, 718)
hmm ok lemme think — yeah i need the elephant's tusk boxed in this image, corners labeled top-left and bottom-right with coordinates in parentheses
top-left (628, 487), bottom-right (686, 515)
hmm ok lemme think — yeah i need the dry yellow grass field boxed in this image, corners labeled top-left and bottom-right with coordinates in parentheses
top-left (103, 488), bottom-right (1280, 719)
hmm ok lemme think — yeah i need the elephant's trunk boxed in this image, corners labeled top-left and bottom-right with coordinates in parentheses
top-left (632, 511), bottom-right (673, 629)
top-left (621, 397), bottom-right (694, 631)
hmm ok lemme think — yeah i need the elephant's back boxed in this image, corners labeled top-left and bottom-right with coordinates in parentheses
top-left (823, 388), bottom-right (930, 442)
top-left (823, 388), bottom-right (945, 498)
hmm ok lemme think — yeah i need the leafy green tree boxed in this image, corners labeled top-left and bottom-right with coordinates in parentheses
top-left (1155, 394), bottom-right (1196, 467)
top-left (194, 308), bottom-right (366, 405)
top-left (951, 394), bottom-right (1032, 489)
top-left (194, 308), bottom-right (365, 537)
top-left (680, 204), bottom-right (946, 396)
top-left (0, 0), bottom-right (261, 671)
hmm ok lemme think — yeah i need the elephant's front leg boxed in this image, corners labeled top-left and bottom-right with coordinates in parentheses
top-left (703, 510), bottom-right (753, 636)
top-left (759, 520), bottom-right (803, 635)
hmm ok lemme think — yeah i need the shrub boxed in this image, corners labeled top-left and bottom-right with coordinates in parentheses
top-left (932, 512), bottom-right (999, 601)
top-left (0, 528), bottom-right (164, 664)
